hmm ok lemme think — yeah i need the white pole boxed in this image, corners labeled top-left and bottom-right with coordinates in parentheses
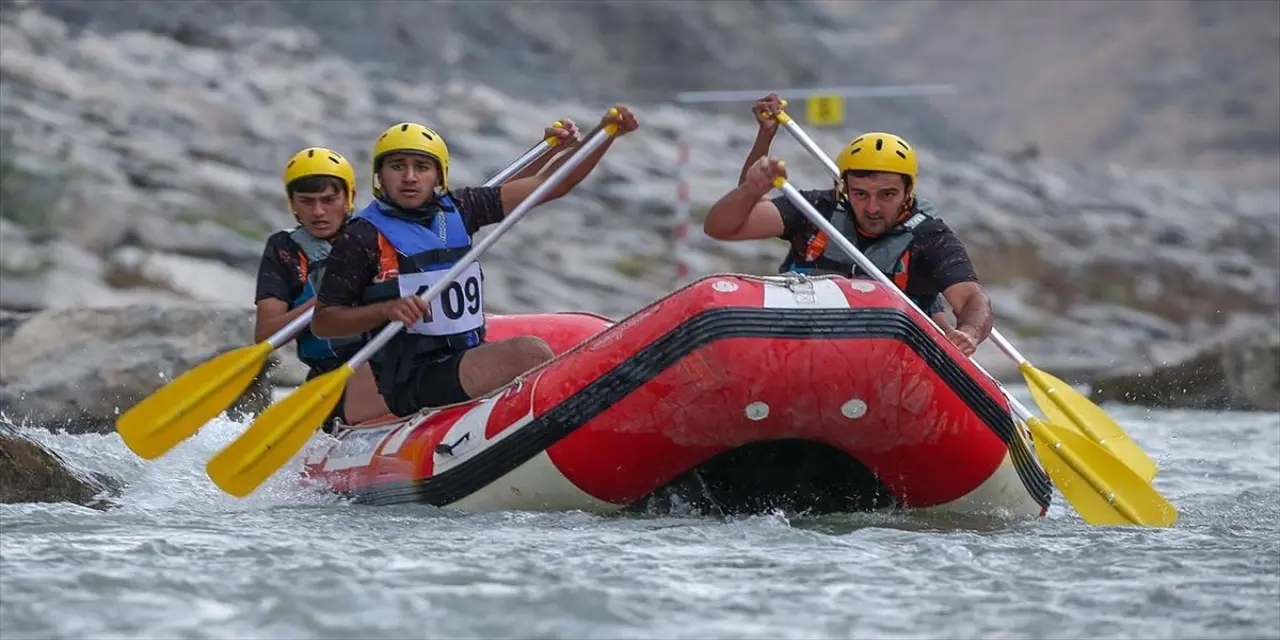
top-left (672, 136), bottom-right (692, 285)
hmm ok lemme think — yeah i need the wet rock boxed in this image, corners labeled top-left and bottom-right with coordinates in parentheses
top-left (0, 305), bottom-right (275, 433)
top-left (265, 341), bottom-right (311, 388)
top-left (1088, 320), bottom-right (1280, 412)
top-left (0, 424), bottom-right (120, 507)
top-left (0, 308), bottom-right (36, 344)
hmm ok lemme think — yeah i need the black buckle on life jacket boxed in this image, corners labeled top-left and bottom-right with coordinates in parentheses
top-left (403, 247), bottom-right (472, 273)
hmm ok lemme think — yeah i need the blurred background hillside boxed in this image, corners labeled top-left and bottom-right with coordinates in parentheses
top-left (28, 0), bottom-right (1280, 186)
top-left (1, 0), bottom-right (1278, 390)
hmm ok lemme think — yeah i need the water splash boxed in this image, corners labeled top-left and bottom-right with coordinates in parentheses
top-left (3, 407), bottom-right (348, 516)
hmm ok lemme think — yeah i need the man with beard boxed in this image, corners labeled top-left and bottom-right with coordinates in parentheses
top-left (702, 95), bottom-right (993, 356)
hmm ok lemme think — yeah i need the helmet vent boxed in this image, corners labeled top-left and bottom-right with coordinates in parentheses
top-left (874, 138), bottom-right (884, 151)
top-left (326, 156), bottom-right (341, 165)
top-left (306, 149), bottom-right (315, 157)
top-left (896, 151), bottom-right (908, 159)
top-left (398, 124), bottom-right (409, 132)
top-left (421, 131), bottom-right (434, 141)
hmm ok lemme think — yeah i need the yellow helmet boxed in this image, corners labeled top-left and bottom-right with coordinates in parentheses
top-left (372, 122), bottom-right (450, 198)
top-left (835, 132), bottom-right (918, 186)
top-left (283, 147), bottom-right (356, 212)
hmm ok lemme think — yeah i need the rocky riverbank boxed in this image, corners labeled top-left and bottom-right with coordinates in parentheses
top-left (1089, 318), bottom-right (1279, 413)
top-left (1, 3), bottom-right (1278, 442)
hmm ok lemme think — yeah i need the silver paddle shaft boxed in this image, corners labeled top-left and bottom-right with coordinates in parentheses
top-left (772, 118), bottom-right (1039, 419)
top-left (263, 139), bottom-right (557, 350)
top-left (776, 181), bottom-right (1038, 423)
top-left (344, 126), bottom-right (615, 371)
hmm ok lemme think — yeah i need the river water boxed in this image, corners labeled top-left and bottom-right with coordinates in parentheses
top-left (2, 386), bottom-right (1277, 639)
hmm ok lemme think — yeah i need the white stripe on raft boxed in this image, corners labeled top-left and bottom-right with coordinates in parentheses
top-left (445, 450), bottom-right (623, 513)
top-left (917, 451), bottom-right (1046, 519)
top-left (760, 277), bottom-right (851, 309)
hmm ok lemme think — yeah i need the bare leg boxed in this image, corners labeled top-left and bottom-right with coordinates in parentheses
top-left (456, 336), bottom-right (555, 399)
top-left (341, 363), bottom-right (391, 424)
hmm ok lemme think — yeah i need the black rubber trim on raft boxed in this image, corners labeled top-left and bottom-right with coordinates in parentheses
top-left (348, 307), bottom-right (1055, 510)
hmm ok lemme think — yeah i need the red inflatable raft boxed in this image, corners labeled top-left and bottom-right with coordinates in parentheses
top-left (299, 273), bottom-right (1053, 519)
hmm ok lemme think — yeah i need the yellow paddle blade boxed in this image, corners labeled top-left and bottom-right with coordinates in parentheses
top-left (1021, 363), bottom-right (1159, 483)
top-left (116, 342), bottom-right (275, 460)
top-left (1026, 417), bottom-right (1177, 528)
top-left (205, 365), bottom-right (353, 498)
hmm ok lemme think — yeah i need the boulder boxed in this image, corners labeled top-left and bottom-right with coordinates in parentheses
top-left (0, 304), bottom-right (276, 433)
top-left (1088, 320), bottom-right (1280, 412)
top-left (0, 423), bottom-right (120, 507)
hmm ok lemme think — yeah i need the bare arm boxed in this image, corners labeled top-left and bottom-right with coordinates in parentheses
top-left (254, 298), bottom-right (315, 343)
top-left (309, 223), bottom-right (397, 340)
top-left (942, 282), bottom-right (994, 344)
top-left (703, 186), bottom-right (786, 241)
top-left (737, 128), bottom-right (777, 186)
top-left (508, 131), bottom-right (580, 181)
top-left (311, 301), bottom-right (394, 340)
top-left (497, 108), bottom-right (637, 213)
top-left (505, 152), bottom-right (555, 181)
top-left (931, 312), bottom-right (955, 331)
top-left (738, 94), bottom-right (784, 186)
top-left (498, 131), bottom-right (610, 212)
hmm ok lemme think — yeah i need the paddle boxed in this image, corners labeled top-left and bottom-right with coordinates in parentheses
top-left (772, 172), bottom-right (1177, 527)
top-left (205, 110), bottom-right (626, 498)
top-left (114, 134), bottom-right (564, 461)
top-left (990, 332), bottom-right (1158, 483)
top-left (765, 102), bottom-right (1159, 483)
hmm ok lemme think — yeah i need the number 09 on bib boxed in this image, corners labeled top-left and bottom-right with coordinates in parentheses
top-left (398, 262), bottom-right (485, 336)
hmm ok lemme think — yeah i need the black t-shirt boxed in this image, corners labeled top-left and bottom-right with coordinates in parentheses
top-left (254, 230), bottom-right (307, 305)
top-left (772, 188), bottom-right (980, 303)
top-left (317, 186), bottom-right (505, 308)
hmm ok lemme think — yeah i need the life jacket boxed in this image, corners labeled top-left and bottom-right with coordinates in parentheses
top-left (780, 194), bottom-right (946, 314)
top-left (354, 195), bottom-right (486, 396)
top-left (287, 227), bottom-right (366, 370)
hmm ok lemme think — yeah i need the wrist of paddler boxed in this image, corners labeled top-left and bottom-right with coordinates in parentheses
top-left (956, 323), bottom-right (983, 343)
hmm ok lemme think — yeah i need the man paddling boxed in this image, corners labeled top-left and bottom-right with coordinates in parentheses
top-left (703, 95), bottom-right (993, 355)
top-left (311, 107), bottom-right (640, 417)
top-left (254, 146), bottom-right (390, 430)
top-left (255, 123), bottom-right (581, 429)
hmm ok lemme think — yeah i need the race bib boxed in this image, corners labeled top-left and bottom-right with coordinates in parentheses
top-left (397, 262), bottom-right (485, 336)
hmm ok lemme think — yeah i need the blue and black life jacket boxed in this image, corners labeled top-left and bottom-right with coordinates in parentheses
top-left (286, 227), bottom-right (366, 372)
top-left (353, 195), bottom-right (487, 396)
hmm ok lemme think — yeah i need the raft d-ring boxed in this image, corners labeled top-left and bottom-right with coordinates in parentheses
top-left (849, 281), bottom-right (876, 293)
top-left (712, 280), bottom-right (738, 293)
top-left (505, 376), bottom-right (525, 395)
top-left (745, 401), bottom-right (769, 421)
top-left (841, 398), bottom-right (868, 419)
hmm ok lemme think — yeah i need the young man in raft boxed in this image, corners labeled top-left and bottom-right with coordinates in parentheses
top-left (254, 122), bottom-right (581, 429)
top-left (702, 94), bottom-right (993, 356)
top-left (310, 106), bottom-right (640, 418)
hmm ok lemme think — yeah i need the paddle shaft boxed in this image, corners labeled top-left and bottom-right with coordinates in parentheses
top-left (771, 144), bottom-right (1174, 525)
top-left (770, 115), bottom-right (1045, 421)
top-left (773, 180), bottom-right (1041, 426)
top-left (486, 137), bottom-right (559, 185)
top-left (781, 108), bottom-right (1147, 470)
top-left (259, 139), bottom-right (557, 350)
top-left (341, 125), bottom-right (617, 372)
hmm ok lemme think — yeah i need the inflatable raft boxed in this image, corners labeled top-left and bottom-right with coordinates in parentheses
top-left (299, 273), bottom-right (1054, 519)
